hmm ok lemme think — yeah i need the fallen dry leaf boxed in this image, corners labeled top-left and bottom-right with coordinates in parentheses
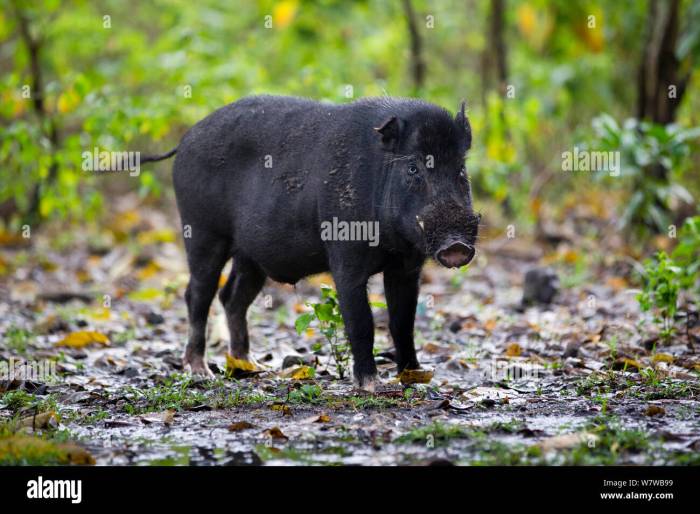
top-left (506, 343), bottom-right (522, 357)
top-left (651, 353), bottom-right (674, 364)
top-left (644, 405), bottom-right (666, 417)
top-left (228, 421), bottom-right (255, 432)
top-left (20, 411), bottom-right (60, 430)
top-left (141, 410), bottom-right (175, 425)
top-left (613, 358), bottom-right (643, 371)
top-left (280, 365), bottom-right (315, 380)
top-left (263, 427), bottom-right (289, 440)
top-left (539, 432), bottom-right (598, 451)
top-left (225, 353), bottom-right (259, 375)
top-left (301, 414), bottom-right (331, 424)
top-left (55, 331), bottom-right (110, 348)
top-left (398, 368), bottom-right (434, 385)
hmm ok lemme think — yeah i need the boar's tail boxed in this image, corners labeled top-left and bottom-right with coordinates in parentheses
top-left (140, 147), bottom-right (178, 163)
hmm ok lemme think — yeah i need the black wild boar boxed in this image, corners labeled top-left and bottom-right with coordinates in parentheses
top-left (143, 95), bottom-right (480, 390)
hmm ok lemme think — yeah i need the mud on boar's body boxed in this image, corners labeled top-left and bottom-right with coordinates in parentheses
top-left (146, 95), bottom-right (480, 390)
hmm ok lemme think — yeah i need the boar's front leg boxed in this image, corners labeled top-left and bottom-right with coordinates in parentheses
top-left (383, 266), bottom-right (421, 372)
top-left (332, 274), bottom-right (377, 391)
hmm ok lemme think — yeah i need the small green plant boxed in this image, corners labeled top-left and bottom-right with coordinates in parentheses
top-left (287, 384), bottom-right (323, 404)
top-left (671, 215), bottom-right (700, 292)
top-left (606, 335), bottom-right (618, 363)
top-left (637, 251), bottom-right (682, 340)
top-left (4, 326), bottom-right (31, 355)
top-left (295, 285), bottom-right (351, 380)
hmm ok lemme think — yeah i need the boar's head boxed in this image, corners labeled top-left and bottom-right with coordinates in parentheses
top-left (375, 100), bottom-right (480, 268)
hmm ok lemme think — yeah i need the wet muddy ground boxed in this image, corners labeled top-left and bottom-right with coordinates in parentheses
top-left (1, 213), bottom-right (699, 465)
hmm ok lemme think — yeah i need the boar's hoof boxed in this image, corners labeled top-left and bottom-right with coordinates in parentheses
top-left (354, 374), bottom-right (378, 393)
top-left (183, 354), bottom-right (215, 379)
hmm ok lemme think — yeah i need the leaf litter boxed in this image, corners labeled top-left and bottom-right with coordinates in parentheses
top-left (0, 204), bottom-right (698, 465)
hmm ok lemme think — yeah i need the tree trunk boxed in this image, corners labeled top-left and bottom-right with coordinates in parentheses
top-left (401, 0), bottom-right (426, 92)
top-left (637, 0), bottom-right (688, 125)
top-left (13, 2), bottom-right (59, 225)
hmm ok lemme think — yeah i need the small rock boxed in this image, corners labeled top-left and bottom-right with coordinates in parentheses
top-left (281, 354), bottom-right (316, 369)
top-left (448, 319), bottom-right (462, 333)
top-left (522, 267), bottom-right (560, 306)
top-left (145, 311), bottom-right (165, 325)
top-left (644, 405), bottom-right (666, 417)
top-left (563, 341), bottom-right (581, 358)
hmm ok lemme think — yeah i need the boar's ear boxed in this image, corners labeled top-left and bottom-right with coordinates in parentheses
top-left (374, 116), bottom-right (402, 148)
top-left (455, 100), bottom-right (472, 148)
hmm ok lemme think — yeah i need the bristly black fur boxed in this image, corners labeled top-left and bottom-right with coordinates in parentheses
top-left (155, 95), bottom-right (479, 386)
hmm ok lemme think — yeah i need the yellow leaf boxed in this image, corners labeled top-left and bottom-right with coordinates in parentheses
top-left (562, 249), bottom-right (579, 264)
top-left (613, 358), bottom-right (643, 371)
top-left (651, 353), bottom-right (673, 364)
top-left (56, 331), bottom-right (110, 348)
top-left (273, 0), bottom-right (298, 29)
top-left (506, 343), bottom-right (522, 357)
top-left (127, 288), bottom-right (163, 302)
top-left (398, 368), bottom-right (434, 385)
top-left (89, 307), bottom-right (111, 321)
top-left (57, 88), bottom-right (80, 114)
top-left (517, 4), bottom-right (536, 38)
top-left (280, 365), bottom-right (315, 380)
top-left (484, 319), bottom-right (497, 332)
top-left (136, 229), bottom-right (176, 245)
top-left (225, 353), bottom-right (258, 375)
top-left (136, 261), bottom-right (162, 280)
top-left (20, 411), bottom-right (60, 429)
top-left (270, 403), bottom-right (291, 415)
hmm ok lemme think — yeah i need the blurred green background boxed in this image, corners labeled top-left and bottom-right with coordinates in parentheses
top-left (1, 0), bottom-right (699, 245)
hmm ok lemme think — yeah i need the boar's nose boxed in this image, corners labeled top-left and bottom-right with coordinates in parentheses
top-left (436, 242), bottom-right (475, 268)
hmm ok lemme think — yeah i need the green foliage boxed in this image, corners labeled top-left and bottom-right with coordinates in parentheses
top-left (591, 114), bottom-right (700, 237)
top-left (671, 215), bottom-right (700, 291)
top-left (4, 325), bottom-right (32, 354)
top-left (637, 215), bottom-right (700, 340)
top-left (637, 252), bottom-right (682, 340)
top-left (296, 285), bottom-right (350, 380)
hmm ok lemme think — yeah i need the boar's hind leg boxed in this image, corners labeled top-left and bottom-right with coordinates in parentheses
top-left (383, 267), bottom-right (420, 372)
top-left (182, 234), bottom-right (230, 378)
top-left (333, 276), bottom-right (377, 390)
top-left (218, 258), bottom-right (266, 360)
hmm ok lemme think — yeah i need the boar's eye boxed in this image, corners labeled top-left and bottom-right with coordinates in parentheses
top-left (407, 163), bottom-right (418, 175)
top-left (459, 165), bottom-right (467, 179)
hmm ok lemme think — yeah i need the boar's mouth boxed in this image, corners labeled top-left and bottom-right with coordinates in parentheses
top-left (418, 203), bottom-right (479, 268)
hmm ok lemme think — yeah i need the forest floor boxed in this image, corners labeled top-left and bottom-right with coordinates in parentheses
top-left (1, 202), bottom-right (699, 466)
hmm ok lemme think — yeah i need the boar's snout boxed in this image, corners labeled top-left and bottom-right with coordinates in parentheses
top-left (419, 203), bottom-right (480, 268)
top-left (436, 241), bottom-right (475, 268)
